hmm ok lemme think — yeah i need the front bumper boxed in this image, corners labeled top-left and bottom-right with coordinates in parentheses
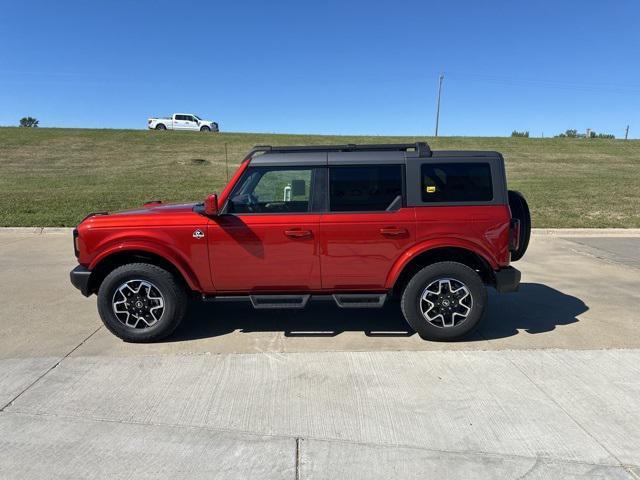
top-left (70, 265), bottom-right (92, 297)
top-left (494, 266), bottom-right (521, 293)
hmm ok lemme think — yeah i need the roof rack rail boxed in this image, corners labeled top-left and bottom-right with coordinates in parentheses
top-left (247, 142), bottom-right (432, 158)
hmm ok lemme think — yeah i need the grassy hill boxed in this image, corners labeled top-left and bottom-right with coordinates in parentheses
top-left (1, 127), bottom-right (639, 227)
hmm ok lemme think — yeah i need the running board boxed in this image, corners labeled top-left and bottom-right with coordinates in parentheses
top-left (332, 293), bottom-right (387, 308)
top-left (249, 294), bottom-right (310, 309)
top-left (201, 293), bottom-right (387, 309)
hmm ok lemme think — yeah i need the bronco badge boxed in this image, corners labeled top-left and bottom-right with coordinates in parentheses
top-left (192, 229), bottom-right (205, 239)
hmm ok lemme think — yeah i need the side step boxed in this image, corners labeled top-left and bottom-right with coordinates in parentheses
top-left (249, 294), bottom-right (310, 309)
top-left (202, 293), bottom-right (387, 309)
top-left (332, 293), bottom-right (387, 308)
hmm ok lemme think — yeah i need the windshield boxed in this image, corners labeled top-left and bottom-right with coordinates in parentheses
top-left (193, 115), bottom-right (201, 121)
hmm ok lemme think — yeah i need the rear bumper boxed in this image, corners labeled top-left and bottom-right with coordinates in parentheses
top-left (70, 265), bottom-right (92, 297)
top-left (494, 266), bottom-right (521, 293)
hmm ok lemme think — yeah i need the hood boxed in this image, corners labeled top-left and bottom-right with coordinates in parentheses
top-left (111, 202), bottom-right (198, 216)
top-left (81, 202), bottom-right (204, 228)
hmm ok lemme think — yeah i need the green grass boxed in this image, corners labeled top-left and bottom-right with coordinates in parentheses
top-left (1, 127), bottom-right (639, 227)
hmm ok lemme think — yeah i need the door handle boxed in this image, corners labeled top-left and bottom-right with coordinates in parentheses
top-left (284, 229), bottom-right (313, 239)
top-left (380, 227), bottom-right (408, 237)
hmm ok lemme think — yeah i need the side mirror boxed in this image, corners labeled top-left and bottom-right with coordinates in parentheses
top-left (204, 193), bottom-right (219, 216)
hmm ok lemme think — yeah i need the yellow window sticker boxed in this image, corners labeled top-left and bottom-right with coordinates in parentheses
top-left (426, 186), bottom-right (436, 193)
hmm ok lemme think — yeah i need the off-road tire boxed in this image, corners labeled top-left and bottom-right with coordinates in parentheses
top-left (97, 263), bottom-right (187, 342)
top-left (401, 261), bottom-right (487, 340)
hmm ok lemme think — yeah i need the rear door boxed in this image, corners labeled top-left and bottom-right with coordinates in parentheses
top-left (319, 154), bottom-right (416, 290)
top-left (173, 114), bottom-right (188, 130)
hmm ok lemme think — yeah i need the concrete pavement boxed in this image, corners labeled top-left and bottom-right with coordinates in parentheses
top-left (1, 229), bottom-right (640, 479)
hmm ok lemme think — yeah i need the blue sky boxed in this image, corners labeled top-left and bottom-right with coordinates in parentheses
top-left (1, 0), bottom-right (639, 137)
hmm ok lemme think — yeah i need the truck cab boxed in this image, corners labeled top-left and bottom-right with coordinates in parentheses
top-left (70, 143), bottom-right (530, 342)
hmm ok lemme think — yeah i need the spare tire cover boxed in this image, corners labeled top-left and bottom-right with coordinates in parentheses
top-left (508, 190), bottom-right (531, 261)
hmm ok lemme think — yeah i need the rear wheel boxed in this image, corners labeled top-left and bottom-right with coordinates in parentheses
top-left (97, 263), bottom-right (187, 342)
top-left (401, 262), bottom-right (487, 340)
top-left (508, 190), bottom-right (531, 261)
top-left (155, 123), bottom-right (166, 130)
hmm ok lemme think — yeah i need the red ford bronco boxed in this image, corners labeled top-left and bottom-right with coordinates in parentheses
top-left (70, 143), bottom-right (530, 342)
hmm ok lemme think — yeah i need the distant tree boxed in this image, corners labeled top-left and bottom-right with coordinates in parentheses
top-left (511, 130), bottom-right (529, 138)
top-left (19, 117), bottom-right (39, 128)
top-left (555, 129), bottom-right (577, 138)
top-left (596, 133), bottom-right (615, 139)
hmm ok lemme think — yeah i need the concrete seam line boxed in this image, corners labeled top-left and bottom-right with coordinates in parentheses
top-left (0, 325), bottom-right (103, 412)
top-left (295, 437), bottom-right (301, 480)
top-left (5, 347), bottom-right (640, 365)
top-left (504, 355), bottom-right (625, 468)
top-left (41, 346), bottom-right (640, 363)
top-left (1, 409), bottom-right (626, 469)
top-left (626, 465), bottom-right (640, 480)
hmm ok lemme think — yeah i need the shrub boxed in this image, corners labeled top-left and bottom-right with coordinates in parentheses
top-left (511, 130), bottom-right (529, 138)
top-left (19, 117), bottom-right (39, 128)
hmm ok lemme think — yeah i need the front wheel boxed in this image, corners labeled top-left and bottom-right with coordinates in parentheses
top-left (155, 124), bottom-right (167, 130)
top-left (97, 263), bottom-right (187, 342)
top-left (200, 126), bottom-right (211, 132)
top-left (401, 262), bottom-right (487, 340)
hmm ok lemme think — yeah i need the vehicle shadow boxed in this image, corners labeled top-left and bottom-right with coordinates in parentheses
top-left (170, 283), bottom-right (587, 342)
top-left (480, 282), bottom-right (587, 340)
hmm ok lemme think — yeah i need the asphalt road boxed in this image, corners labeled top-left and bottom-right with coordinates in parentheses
top-left (1, 228), bottom-right (639, 479)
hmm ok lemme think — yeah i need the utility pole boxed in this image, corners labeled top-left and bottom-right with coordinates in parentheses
top-left (625, 125), bottom-right (629, 140)
top-left (434, 73), bottom-right (444, 137)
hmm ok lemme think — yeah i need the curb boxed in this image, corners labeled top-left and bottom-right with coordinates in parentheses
top-left (531, 228), bottom-right (640, 237)
top-left (0, 227), bottom-right (73, 235)
top-left (1, 227), bottom-right (640, 237)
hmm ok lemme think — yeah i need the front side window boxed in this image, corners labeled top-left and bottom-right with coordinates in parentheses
top-left (329, 165), bottom-right (402, 212)
top-left (228, 167), bottom-right (312, 214)
top-left (421, 163), bottom-right (493, 202)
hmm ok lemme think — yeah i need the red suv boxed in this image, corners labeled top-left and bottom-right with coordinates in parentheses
top-left (70, 143), bottom-right (530, 342)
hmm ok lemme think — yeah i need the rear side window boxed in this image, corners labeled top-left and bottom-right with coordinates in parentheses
top-left (329, 165), bottom-right (402, 212)
top-left (421, 163), bottom-right (493, 203)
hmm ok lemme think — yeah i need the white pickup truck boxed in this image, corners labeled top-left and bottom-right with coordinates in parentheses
top-left (147, 113), bottom-right (219, 132)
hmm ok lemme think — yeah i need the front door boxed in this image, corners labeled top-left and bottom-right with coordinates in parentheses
top-left (208, 166), bottom-right (322, 292)
top-left (320, 164), bottom-right (416, 290)
top-left (183, 115), bottom-right (199, 131)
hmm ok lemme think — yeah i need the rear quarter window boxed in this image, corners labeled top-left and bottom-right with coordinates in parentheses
top-left (421, 163), bottom-right (493, 202)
